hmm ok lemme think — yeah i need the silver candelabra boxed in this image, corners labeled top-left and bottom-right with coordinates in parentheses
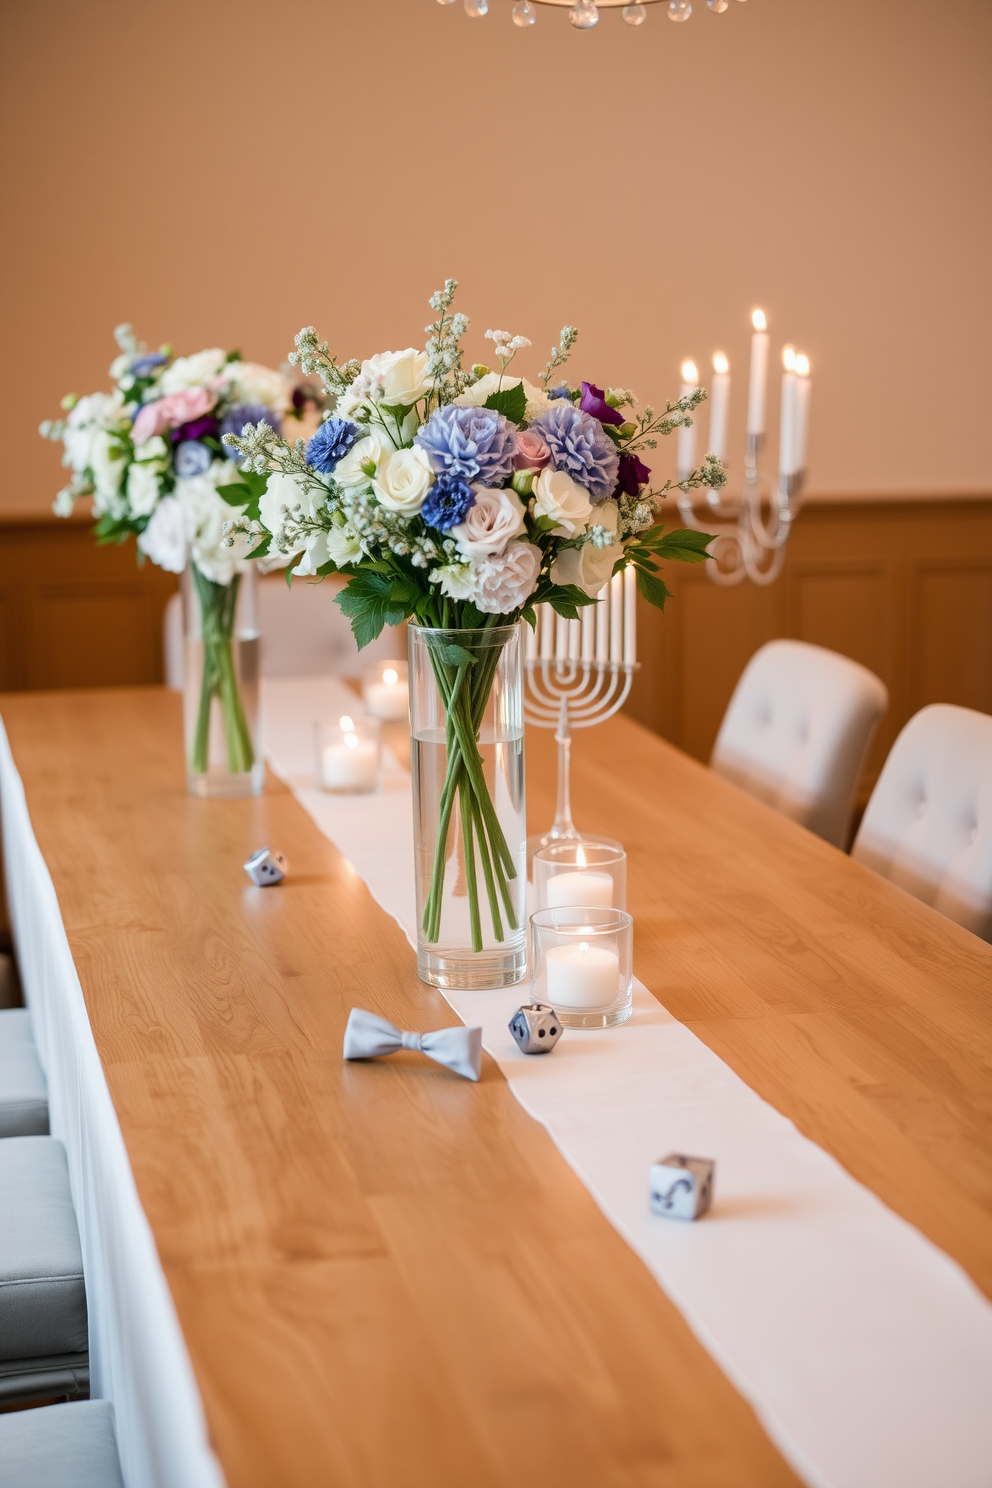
top-left (677, 438), bottom-right (805, 587)
top-left (524, 567), bottom-right (637, 848)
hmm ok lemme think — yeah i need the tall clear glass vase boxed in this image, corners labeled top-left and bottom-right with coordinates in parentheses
top-left (410, 622), bottom-right (527, 990)
top-left (181, 565), bottom-right (264, 799)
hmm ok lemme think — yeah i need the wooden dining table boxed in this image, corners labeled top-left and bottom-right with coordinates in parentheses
top-left (2, 683), bottom-right (991, 1488)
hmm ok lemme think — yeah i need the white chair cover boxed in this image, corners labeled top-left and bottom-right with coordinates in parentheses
top-left (711, 639), bottom-right (888, 848)
top-left (852, 703), bottom-right (992, 941)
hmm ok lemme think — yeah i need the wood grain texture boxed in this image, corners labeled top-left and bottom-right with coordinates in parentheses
top-left (1, 687), bottom-right (801, 1488)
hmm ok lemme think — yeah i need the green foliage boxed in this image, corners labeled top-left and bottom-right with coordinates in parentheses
top-left (336, 570), bottom-right (416, 649)
top-left (216, 470), bottom-right (268, 521)
top-left (91, 511), bottom-right (138, 546)
top-left (634, 566), bottom-right (672, 611)
top-left (545, 583), bottom-right (599, 620)
top-left (429, 640), bottom-right (479, 670)
top-left (483, 382), bottom-right (527, 425)
top-left (635, 526), bottom-right (714, 564)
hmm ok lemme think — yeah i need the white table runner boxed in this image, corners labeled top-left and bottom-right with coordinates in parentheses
top-left (263, 675), bottom-right (992, 1488)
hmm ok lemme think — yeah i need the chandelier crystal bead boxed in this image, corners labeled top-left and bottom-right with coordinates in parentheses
top-left (623, 3), bottom-right (647, 22)
top-left (513, 0), bottom-right (538, 20)
top-left (463, 0), bottom-right (488, 15)
top-left (569, 0), bottom-right (600, 27)
top-left (707, 0), bottom-right (729, 10)
top-left (668, 0), bottom-right (692, 20)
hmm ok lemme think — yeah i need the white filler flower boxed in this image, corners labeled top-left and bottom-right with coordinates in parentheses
top-left (159, 349), bottom-right (228, 395)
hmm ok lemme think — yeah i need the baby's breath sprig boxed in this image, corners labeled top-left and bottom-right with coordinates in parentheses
top-left (287, 327), bottom-right (359, 400)
top-left (424, 280), bottom-right (472, 405)
top-left (539, 325), bottom-right (578, 386)
top-left (625, 388), bottom-right (708, 453)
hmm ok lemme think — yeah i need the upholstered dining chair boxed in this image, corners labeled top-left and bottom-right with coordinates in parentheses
top-left (0, 1008), bottom-right (48, 1137)
top-left (0, 1400), bottom-right (124, 1488)
top-left (711, 640), bottom-right (888, 849)
top-left (852, 704), bottom-right (992, 942)
top-left (163, 574), bottom-right (405, 689)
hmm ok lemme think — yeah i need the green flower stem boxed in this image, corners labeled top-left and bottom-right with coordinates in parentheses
top-left (189, 568), bottom-right (255, 778)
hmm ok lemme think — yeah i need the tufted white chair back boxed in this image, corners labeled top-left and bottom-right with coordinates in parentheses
top-left (852, 704), bottom-right (992, 941)
top-left (711, 639), bottom-right (888, 848)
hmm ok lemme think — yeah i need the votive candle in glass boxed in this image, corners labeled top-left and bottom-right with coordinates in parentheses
top-left (362, 660), bottom-right (409, 722)
top-left (316, 713), bottom-right (381, 794)
top-left (534, 841), bottom-right (626, 912)
top-left (530, 907), bottom-right (633, 1029)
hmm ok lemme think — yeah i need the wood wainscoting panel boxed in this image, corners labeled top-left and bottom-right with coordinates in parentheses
top-left (911, 561), bottom-right (992, 717)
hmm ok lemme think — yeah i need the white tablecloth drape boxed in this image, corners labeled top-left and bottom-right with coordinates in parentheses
top-left (263, 675), bottom-right (992, 1488)
top-left (0, 719), bottom-right (224, 1488)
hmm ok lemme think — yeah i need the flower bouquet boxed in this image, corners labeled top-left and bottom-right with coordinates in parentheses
top-left (42, 326), bottom-right (293, 796)
top-left (223, 282), bottom-right (721, 985)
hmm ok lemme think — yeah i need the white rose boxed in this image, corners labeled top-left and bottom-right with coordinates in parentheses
top-left (225, 360), bottom-right (291, 415)
top-left (532, 467), bottom-right (594, 537)
top-left (451, 486), bottom-right (526, 558)
top-left (454, 373), bottom-right (550, 423)
top-left (431, 563), bottom-right (478, 602)
top-left (373, 446), bottom-right (434, 514)
top-left (137, 496), bottom-right (189, 573)
top-left (473, 541), bottom-right (542, 615)
top-left (159, 349), bottom-right (228, 395)
top-left (126, 461), bottom-right (161, 517)
top-left (551, 542), bottom-right (624, 598)
top-left (334, 432), bottom-right (387, 489)
top-left (352, 348), bottom-right (432, 407)
top-left (89, 428), bottom-right (126, 503)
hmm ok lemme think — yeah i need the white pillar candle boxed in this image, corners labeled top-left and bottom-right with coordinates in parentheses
top-left (677, 358), bottom-right (698, 479)
top-left (363, 666), bottom-right (408, 721)
top-left (708, 352), bottom-right (730, 460)
top-left (321, 736), bottom-right (379, 791)
top-left (546, 940), bottom-right (619, 1008)
top-left (746, 309), bottom-right (770, 438)
top-left (779, 346), bottom-right (798, 479)
top-left (792, 353), bottom-right (811, 475)
top-left (623, 563), bottom-right (637, 668)
top-left (546, 871), bottom-right (615, 909)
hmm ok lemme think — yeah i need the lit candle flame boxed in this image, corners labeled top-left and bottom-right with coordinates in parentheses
top-left (383, 668), bottom-right (399, 686)
top-left (795, 353), bottom-right (810, 377)
top-left (713, 351), bottom-right (729, 375)
top-left (576, 843), bottom-right (587, 868)
top-left (681, 359), bottom-right (699, 384)
top-left (752, 308), bottom-right (767, 332)
top-left (579, 942), bottom-right (590, 955)
top-left (340, 715), bottom-right (355, 731)
top-left (344, 733), bottom-right (359, 750)
top-left (782, 345), bottom-right (797, 372)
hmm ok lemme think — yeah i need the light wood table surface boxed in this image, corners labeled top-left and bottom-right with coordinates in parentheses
top-left (2, 686), bottom-right (991, 1488)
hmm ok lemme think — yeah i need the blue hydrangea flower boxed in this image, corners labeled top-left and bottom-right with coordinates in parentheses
top-left (530, 402), bottom-right (619, 501)
top-left (305, 417), bottom-right (361, 474)
top-left (415, 405), bottom-right (518, 486)
top-left (220, 403), bottom-right (282, 460)
top-left (549, 384), bottom-right (572, 401)
top-left (131, 353), bottom-right (168, 379)
top-left (174, 440), bottom-right (213, 479)
top-left (421, 474), bottom-right (476, 532)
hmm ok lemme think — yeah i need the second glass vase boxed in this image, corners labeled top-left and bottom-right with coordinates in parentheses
top-left (182, 564), bottom-right (263, 799)
top-left (409, 622), bottom-right (527, 990)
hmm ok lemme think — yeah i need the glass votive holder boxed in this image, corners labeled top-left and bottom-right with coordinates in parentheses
top-left (315, 713), bottom-right (381, 794)
top-left (362, 659), bottom-right (409, 722)
top-left (530, 907), bottom-right (633, 1029)
top-left (534, 841), bottom-right (626, 912)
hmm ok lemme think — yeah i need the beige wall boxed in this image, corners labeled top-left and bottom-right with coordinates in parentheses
top-left (1, 0), bottom-right (990, 517)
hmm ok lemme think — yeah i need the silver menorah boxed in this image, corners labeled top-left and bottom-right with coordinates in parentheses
top-left (524, 566), bottom-right (638, 849)
top-left (677, 443), bottom-right (805, 587)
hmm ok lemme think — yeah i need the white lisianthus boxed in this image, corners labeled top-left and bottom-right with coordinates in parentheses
top-left (137, 496), bottom-right (189, 574)
top-left (373, 446), bottom-right (434, 514)
top-left (53, 487), bottom-right (76, 518)
top-left (176, 462), bottom-right (245, 584)
top-left (352, 348), bottom-right (432, 407)
top-left (224, 361), bottom-right (292, 415)
top-left (334, 432), bottom-right (389, 489)
top-left (89, 428), bottom-right (126, 507)
top-left (324, 523), bottom-right (363, 567)
top-left (431, 562), bottom-right (478, 602)
top-left (473, 541), bottom-right (542, 615)
top-left (62, 391), bottom-right (118, 472)
top-left (260, 471), bottom-right (311, 554)
top-left (532, 467), bottom-right (594, 537)
top-left (135, 435), bottom-right (168, 465)
top-left (109, 352), bottom-right (131, 381)
top-left (451, 486), bottom-right (526, 558)
top-left (159, 349), bottom-right (228, 395)
top-left (126, 461), bottom-right (161, 518)
top-left (455, 373), bottom-right (551, 423)
top-left (292, 532), bottom-right (331, 578)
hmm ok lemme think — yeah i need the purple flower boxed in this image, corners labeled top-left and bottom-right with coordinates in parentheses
top-left (579, 381), bottom-right (624, 428)
top-left (174, 440), bottom-right (213, 479)
top-left (530, 402), bottom-right (619, 501)
top-left (172, 414), bottom-right (219, 444)
top-left (220, 403), bottom-right (282, 460)
top-left (421, 473), bottom-right (476, 532)
top-left (617, 452), bottom-right (651, 496)
top-left (305, 417), bottom-right (360, 474)
top-left (131, 353), bottom-right (168, 379)
top-left (415, 405), bottom-right (518, 486)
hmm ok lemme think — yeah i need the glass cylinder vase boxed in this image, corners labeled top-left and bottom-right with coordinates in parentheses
top-left (182, 565), bottom-right (264, 799)
top-left (409, 622), bottom-right (527, 990)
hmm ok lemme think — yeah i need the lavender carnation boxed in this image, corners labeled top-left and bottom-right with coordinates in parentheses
top-left (530, 402), bottom-right (619, 501)
top-left (421, 473), bottom-right (475, 532)
top-left (416, 405), bottom-right (517, 487)
top-left (472, 541), bottom-right (542, 615)
top-left (305, 417), bottom-right (360, 474)
top-left (220, 404), bottom-right (281, 461)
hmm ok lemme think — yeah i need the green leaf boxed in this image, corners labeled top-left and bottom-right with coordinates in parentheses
top-left (285, 565), bottom-right (294, 589)
top-left (635, 565), bottom-right (672, 611)
top-left (216, 482), bottom-right (253, 507)
top-left (483, 382), bottom-right (527, 425)
top-left (336, 570), bottom-right (414, 649)
top-left (246, 534), bottom-right (271, 559)
top-left (429, 640), bottom-right (479, 670)
top-left (638, 527), bottom-right (714, 563)
top-left (546, 583), bottom-right (599, 618)
top-left (521, 606), bottom-right (537, 630)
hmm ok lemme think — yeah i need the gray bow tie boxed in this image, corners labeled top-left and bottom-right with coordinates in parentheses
top-left (342, 1008), bottom-right (482, 1082)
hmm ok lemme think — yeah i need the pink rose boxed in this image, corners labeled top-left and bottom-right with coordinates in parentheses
top-left (131, 387), bottom-right (218, 444)
top-left (513, 429), bottom-right (551, 473)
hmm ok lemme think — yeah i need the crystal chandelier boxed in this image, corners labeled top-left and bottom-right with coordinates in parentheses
top-left (440, 0), bottom-right (744, 28)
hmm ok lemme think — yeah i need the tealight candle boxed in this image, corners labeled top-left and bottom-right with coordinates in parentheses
top-left (546, 940), bottom-right (619, 1008)
top-left (545, 871), bottom-right (615, 909)
top-left (363, 662), bottom-right (409, 722)
top-left (316, 714), bottom-right (381, 793)
top-left (534, 841), bottom-right (627, 914)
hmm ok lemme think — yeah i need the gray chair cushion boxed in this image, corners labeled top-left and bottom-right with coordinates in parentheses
top-left (0, 1010), bottom-right (48, 1138)
top-left (0, 1399), bottom-right (124, 1488)
top-left (0, 1138), bottom-right (87, 1361)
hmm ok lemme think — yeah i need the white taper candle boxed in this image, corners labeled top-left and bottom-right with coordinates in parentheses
top-left (623, 564), bottom-right (637, 668)
top-left (677, 359), bottom-right (698, 480)
top-left (779, 345), bottom-right (798, 479)
top-left (746, 308), bottom-right (769, 438)
top-left (793, 353), bottom-right (811, 476)
top-left (708, 352), bottom-right (730, 461)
